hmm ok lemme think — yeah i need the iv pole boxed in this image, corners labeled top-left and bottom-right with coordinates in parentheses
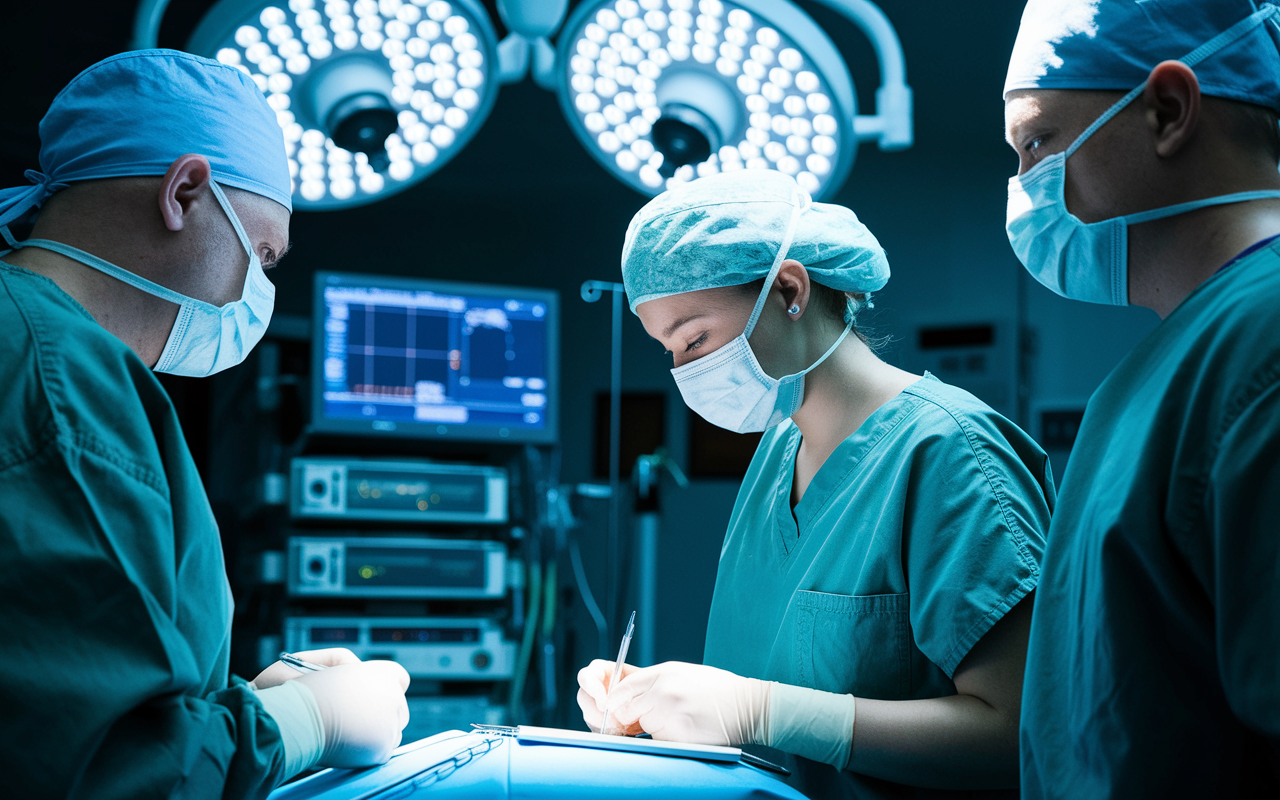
top-left (580, 280), bottom-right (625, 649)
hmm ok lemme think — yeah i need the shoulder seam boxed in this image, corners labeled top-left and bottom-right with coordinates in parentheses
top-left (3, 269), bottom-right (169, 497)
top-left (63, 429), bottom-right (170, 498)
top-left (0, 420), bottom-right (59, 473)
top-left (1190, 357), bottom-right (1280, 516)
top-left (909, 391), bottom-right (1040, 576)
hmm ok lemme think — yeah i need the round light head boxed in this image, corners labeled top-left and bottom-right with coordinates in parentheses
top-left (651, 104), bottom-right (716, 172)
top-left (556, 0), bottom-right (856, 198)
top-left (190, 0), bottom-right (499, 210)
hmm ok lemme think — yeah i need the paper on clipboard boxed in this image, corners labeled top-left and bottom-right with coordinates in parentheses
top-left (515, 726), bottom-right (742, 763)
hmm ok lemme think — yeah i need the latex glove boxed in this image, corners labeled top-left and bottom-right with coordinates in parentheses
top-left (582, 660), bottom-right (771, 746)
top-left (577, 659), bottom-right (644, 735)
top-left (295, 660), bottom-right (412, 767)
top-left (251, 648), bottom-right (363, 689)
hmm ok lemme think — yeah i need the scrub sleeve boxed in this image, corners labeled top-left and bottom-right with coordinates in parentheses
top-left (0, 263), bottom-right (291, 799)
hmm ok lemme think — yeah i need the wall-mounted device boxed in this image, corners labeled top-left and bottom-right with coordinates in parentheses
top-left (285, 616), bottom-right (516, 680)
top-left (288, 536), bottom-right (507, 599)
top-left (313, 271), bottom-right (559, 443)
top-left (900, 321), bottom-right (1016, 420)
top-left (291, 457), bottom-right (508, 524)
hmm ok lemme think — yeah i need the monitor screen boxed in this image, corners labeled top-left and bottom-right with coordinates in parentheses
top-left (312, 271), bottom-right (558, 443)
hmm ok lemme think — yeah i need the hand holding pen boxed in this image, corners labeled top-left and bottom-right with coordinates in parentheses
top-left (576, 611), bottom-right (643, 736)
top-left (250, 648), bottom-right (413, 768)
top-left (249, 648), bottom-right (361, 689)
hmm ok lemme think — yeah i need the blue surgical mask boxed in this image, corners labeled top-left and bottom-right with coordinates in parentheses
top-left (2, 179), bottom-right (275, 376)
top-left (1006, 5), bottom-right (1280, 306)
top-left (670, 189), bottom-right (853, 433)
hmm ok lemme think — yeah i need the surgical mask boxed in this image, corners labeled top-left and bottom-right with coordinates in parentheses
top-left (1006, 5), bottom-right (1280, 306)
top-left (670, 190), bottom-right (853, 433)
top-left (1, 179), bottom-right (275, 376)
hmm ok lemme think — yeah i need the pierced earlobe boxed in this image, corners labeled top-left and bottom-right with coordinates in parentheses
top-left (788, 304), bottom-right (801, 315)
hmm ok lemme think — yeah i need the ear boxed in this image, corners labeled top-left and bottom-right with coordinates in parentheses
top-left (1142, 60), bottom-right (1201, 159)
top-left (158, 154), bottom-right (212, 232)
top-left (773, 259), bottom-right (810, 317)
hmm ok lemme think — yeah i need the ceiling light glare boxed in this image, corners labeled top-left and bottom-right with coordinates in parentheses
top-left (557, 0), bottom-right (855, 198)
top-left (191, 0), bottom-right (498, 209)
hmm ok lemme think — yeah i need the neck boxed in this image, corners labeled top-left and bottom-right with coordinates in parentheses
top-left (2, 240), bottom-right (178, 367)
top-left (790, 333), bottom-right (918, 460)
top-left (1127, 196), bottom-right (1280, 319)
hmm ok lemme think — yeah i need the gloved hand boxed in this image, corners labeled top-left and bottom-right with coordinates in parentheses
top-left (578, 660), bottom-right (771, 746)
top-left (250, 648), bottom-right (363, 689)
top-left (295, 660), bottom-right (412, 767)
top-left (576, 659), bottom-right (644, 735)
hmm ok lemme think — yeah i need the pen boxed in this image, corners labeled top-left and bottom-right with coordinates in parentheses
top-left (599, 611), bottom-right (636, 736)
top-left (279, 651), bottom-right (328, 673)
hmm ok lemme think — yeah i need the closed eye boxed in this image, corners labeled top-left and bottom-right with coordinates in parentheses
top-left (685, 332), bottom-right (709, 353)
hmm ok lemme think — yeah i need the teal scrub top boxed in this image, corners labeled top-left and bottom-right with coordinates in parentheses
top-left (0, 263), bottom-right (287, 798)
top-left (704, 376), bottom-right (1053, 799)
top-left (1021, 243), bottom-right (1280, 799)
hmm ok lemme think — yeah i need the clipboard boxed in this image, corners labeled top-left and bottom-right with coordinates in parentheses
top-left (472, 725), bottom-right (790, 776)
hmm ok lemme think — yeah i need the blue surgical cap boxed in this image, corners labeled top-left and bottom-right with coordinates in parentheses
top-left (1004, 0), bottom-right (1280, 112)
top-left (620, 170), bottom-right (889, 313)
top-left (0, 49), bottom-right (292, 228)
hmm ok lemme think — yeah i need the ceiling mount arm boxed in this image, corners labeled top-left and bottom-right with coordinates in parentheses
top-left (131, 0), bottom-right (172, 50)
top-left (814, 0), bottom-right (913, 150)
top-left (496, 0), bottom-right (569, 87)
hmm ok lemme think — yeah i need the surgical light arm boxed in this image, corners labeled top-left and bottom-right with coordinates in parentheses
top-left (815, 0), bottom-right (913, 150)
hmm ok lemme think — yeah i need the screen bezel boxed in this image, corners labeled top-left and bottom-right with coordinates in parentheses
top-left (311, 270), bottom-right (560, 444)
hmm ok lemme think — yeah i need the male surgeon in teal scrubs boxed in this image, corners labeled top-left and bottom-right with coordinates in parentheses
top-left (0, 51), bottom-right (409, 797)
top-left (1003, 1), bottom-right (1280, 796)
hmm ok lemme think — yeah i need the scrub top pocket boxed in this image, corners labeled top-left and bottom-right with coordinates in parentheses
top-left (795, 590), bottom-right (911, 699)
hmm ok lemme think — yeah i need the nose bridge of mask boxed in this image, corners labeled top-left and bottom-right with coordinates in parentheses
top-left (1064, 5), bottom-right (1280, 163)
top-left (742, 186), bottom-right (807, 341)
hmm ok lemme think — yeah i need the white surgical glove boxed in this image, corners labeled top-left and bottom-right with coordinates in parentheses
top-left (250, 648), bottom-right (363, 690)
top-left (578, 660), bottom-right (771, 746)
top-left (575, 660), bottom-right (858, 768)
top-left (576, 659), bottom-right (644, 735)
top-left (766, 682), bottom-right (857, 769)
top-left (294, 660), bottom-right (412, 768)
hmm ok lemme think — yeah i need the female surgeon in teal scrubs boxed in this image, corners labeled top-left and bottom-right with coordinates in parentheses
top-left (577, 170), bottom-right (1054, 798)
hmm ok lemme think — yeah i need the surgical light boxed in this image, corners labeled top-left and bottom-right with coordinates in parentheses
top-left (134, 0), bottom-right (910, 207)
top-left (554, 0), bottom-right (910, 199)
top-left (185, 0), bottom-right (499, 209)
top-left (556, 0), bottom-right (861, 197)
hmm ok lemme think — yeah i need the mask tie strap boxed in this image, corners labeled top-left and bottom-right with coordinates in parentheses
top-left (209, 179), bottom-right (256, 258)
top-left (1123, 189), bottom-right (1280, 225)
top-left (797, 312), bottom-right (855, 380)
top-left (1065, 5), bottom-right (1279, 159)
top-left (743, 186), bottom-right (809, 340)
top-left (8, 235), bottom-right (205, 308)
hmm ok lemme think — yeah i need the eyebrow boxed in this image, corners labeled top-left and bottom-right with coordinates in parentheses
top-left (663, 312), bottom-right (707, 338)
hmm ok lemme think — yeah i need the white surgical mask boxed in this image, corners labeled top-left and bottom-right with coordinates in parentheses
top-left (1006, 5), bottom-right (1280, 305)
top-left (670, 189), bottom-right (853, 433)
top-left (2, 179), bottom-right (275, 376)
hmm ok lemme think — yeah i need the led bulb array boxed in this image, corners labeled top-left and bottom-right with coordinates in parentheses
top-left (212, 0), bottom-right (493, 208)
top-left (562, 0), bottom-right (845, 196)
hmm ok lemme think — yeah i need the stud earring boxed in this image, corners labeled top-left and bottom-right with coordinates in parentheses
top-left (788, 304), bottom-right (801, 315)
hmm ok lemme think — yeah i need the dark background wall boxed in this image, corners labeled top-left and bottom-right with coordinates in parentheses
top-left (0, 0), bottom-right (1159, 669)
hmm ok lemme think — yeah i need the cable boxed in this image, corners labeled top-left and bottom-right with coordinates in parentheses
top-left (508, 558), bottom-right (542, 722)
top-left (569, 535), bottom-right (608, 659)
